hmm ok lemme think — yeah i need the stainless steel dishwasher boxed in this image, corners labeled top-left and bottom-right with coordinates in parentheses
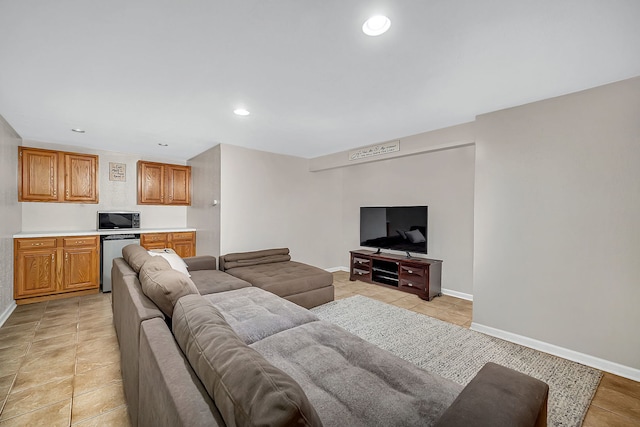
top-left (101, 233), bottom-right (140, 292)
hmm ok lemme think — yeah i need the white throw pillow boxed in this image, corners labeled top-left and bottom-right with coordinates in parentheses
top-left (148, 251), bottom-right (191, 277)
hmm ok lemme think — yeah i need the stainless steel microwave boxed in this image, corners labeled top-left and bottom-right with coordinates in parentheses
top-left (97, 211), bottom-right (141, 230)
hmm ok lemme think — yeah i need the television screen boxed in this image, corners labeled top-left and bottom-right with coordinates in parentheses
top-left (360, 206), bottom-right (428, 254)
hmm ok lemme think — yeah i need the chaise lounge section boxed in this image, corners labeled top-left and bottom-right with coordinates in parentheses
top-left (219, 248), bottom-right (334, 308)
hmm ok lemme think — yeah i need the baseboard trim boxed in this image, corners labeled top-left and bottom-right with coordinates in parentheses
top-left (326, 266), bottom-right (349, 273)
top-left (0, 301), bottom-right (17, 328)
top-left (441, 288), bottom-right (473, 301)
top-left (471, 322), bottom-right (640, 382)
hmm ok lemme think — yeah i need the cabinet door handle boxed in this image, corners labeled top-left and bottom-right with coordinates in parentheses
top-left (51, 253), bottom-right (55, 262)
top-left (32, 242), bottom-right (43, 246)
top-left (408, 270), bottom-right (413, 274)
top-left (65, 253), bottom-right (68, 262)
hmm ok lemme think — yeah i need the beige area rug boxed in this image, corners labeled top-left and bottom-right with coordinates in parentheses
top-left (311, 295), bottom-right (602, 427)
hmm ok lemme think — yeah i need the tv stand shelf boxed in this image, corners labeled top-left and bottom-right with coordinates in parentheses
top-left (349, 250), bottom-right (442, 301)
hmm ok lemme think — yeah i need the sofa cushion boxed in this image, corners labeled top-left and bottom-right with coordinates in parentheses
top-left (225, 261), bottom-right (333, 297)
top-left (220, 248), bottom-right (291, 270)
top-left (190, 270), bottom-right (251, 295)
top-left (122, 244), bottom-right (153, 273)
top-left (222, 254), bottom-right (292, 270)
top-left (184, 255), bottom-right (217, 271)
top-left (433, 362), bottom-right (549, 427)
top-left (203, 287), bottom-right (319, 344)
top-left (250, 321), bottom-right (462, 427)
top-left (222, 247), bottom-right (290, 262)
top-left (139, 257), bottom-right (199, 318)
top-left (172, 294), bottom-right (323, 427)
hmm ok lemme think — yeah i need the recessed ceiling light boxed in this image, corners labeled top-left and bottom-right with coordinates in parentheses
top-left (362, 15), bottom-right (391, 36)
top-left (158, 143), bottom-right (168, 147)
top-left (71, 128), bottom-right (85, 133)
top-left (234, 108), bottom-right (250, 116)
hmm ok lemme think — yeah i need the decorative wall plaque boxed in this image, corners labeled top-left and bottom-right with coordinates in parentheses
top-left (109, 162), bottom-right (126, 181)
top-left (349, 140), bottom-right (400, 161)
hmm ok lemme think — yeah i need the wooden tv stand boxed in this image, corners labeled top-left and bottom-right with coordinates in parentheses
top-left (349, 250), bottom-right (442, 301)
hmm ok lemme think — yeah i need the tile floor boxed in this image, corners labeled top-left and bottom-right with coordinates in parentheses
top-left (0, 292), bottom-right (129, 426)
top-left (0, 272), bottom-right (638, 426)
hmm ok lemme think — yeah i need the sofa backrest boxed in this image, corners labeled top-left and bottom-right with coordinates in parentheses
top-left (139, 317), bottom-right (225, 427)
top-left (219, 248), bottom-right (291, 271)
top-left (122, 244), bottom-right (153, 273)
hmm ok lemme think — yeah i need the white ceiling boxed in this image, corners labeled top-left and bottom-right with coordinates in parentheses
top-left (1, 1), bottom-right (639, 161)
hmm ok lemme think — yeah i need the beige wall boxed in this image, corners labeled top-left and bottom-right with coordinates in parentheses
top-left (188, 145), bottom-right (221, 257)
top-left (20, 140), bottom-right (188, 231)
top-left (214, 132), bottom-right (476, 298)
top-left (337, 144), bottom-right (476, 296)
top-left (473, 77), bottom-right (640, 372)
top-left (219, 144), bottom-right (343, 269)
top-left (0, 116), bottom-right (22, 323)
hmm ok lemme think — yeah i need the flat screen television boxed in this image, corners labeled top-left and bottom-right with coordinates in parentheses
top-left (360, 206), bottom-right (428, 254)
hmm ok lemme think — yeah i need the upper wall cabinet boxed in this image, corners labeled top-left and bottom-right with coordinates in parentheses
top-left (18, 146), bottom-right (99, 203)
top-left (137, 161), bottom-right (191, 206)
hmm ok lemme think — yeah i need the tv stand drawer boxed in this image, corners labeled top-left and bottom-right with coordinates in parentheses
top-left (352, 268), bottom-right (370, 277)
top-left (399, 265), bottom-right (426, 280)
top-left (352, 257), bottom-right (370, 266)
top-left (400, 278), bottom-right (426, 292)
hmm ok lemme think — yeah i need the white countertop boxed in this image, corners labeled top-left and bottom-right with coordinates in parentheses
top-left (13, 228), bottom-right (196, 238)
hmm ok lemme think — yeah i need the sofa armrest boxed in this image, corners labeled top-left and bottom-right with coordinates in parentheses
top-left (139, 318), bottom-right (224, 427)
top-left (434, 362), bottom-right (549, 427)
top-left (184, 256), bottom-right (217, 271)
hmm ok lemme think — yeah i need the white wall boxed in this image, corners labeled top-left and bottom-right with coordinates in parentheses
top-left (0, 116), bottom-right (22, 324)
top-left (339, 145), bottom-right (476, 296)
top-left (473, 77), bottom-right (640, 372)
top-left (20, 139), bottom-right (188, 231)
top-left (188, 145), bottom-right (221, 257)
top-left (219, 144), bottom-right (343, 269)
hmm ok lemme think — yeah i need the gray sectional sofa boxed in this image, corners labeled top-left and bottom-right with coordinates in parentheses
top-left (112, 244), bottom-right (549, 427)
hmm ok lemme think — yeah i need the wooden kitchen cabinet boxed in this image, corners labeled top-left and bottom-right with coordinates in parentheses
top-left (14, 235), bottom-right (100, 304)
top-left (170, 232), bottom-right (196, 258)
top-left (18, 146), bottom-right (99, 203)
top-left (140, 233), bottom-right (169, 250)
top-left (61, 236), bottom-right (100, 291)
top-left (140, 231), bottom-right (196, 258)
top-left (165, 164), bottom-right (191, 205)
top-left (137, 161), bottom-right (165, 204)
top-left (14, 239), bottom-right (58, 298)
top-left (63, 153), bottom-right (99, 202)
top-left (137, 161), bottom-right (191, 206)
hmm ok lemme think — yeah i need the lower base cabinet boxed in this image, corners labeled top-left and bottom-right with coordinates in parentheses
top-left (140, 231), bottom-right (196, 258)
top-left (14, 236), bottom-right (100, 304)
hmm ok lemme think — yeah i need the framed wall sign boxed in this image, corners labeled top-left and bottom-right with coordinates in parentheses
top-left (109, 162), bottom-right (126, 181)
